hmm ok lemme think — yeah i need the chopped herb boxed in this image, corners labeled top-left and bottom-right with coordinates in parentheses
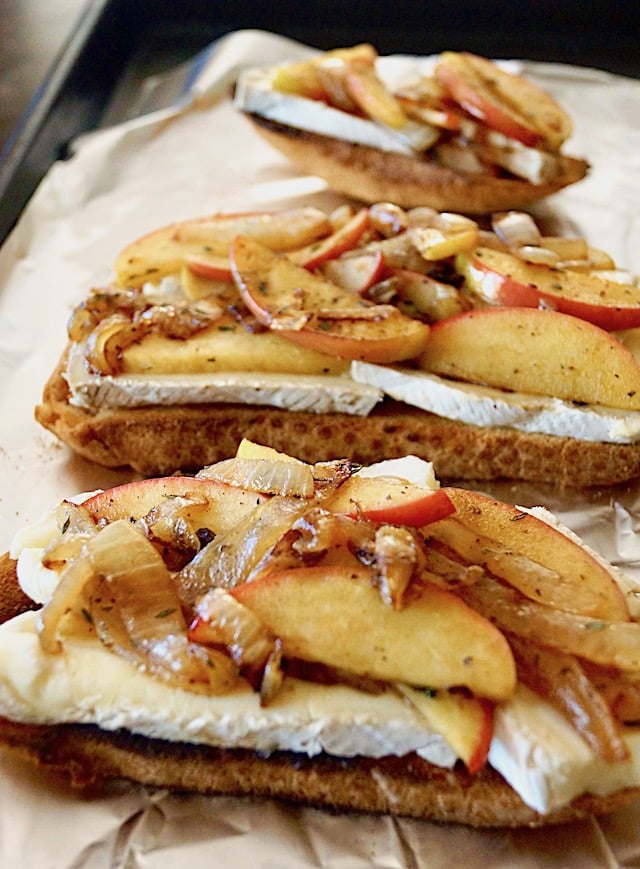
top-left (155, 608), bottom-right (177, 619)
top-left (61, 516), bottom-right (70, 534)
top-left (81, 608), bottom-right (94, 625)
top-left (584, 621), bottom-right (608, 631)
top-left (423, 687), bottom-right (437, 698)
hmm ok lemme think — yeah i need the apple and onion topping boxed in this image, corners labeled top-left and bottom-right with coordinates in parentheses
top-left (67, 200), bottom-right (640, 421)
top-left (253, 45), bottom-right (585, 188)
top-left (26, 444), bottom-right (640, 772)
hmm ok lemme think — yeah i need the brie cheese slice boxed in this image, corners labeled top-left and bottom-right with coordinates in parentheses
top-left (351, 362), bottom-right (640, 444)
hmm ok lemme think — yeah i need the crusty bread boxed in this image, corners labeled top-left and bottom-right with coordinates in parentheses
top-left (35, 350), bottom-right (640, 487)
top-left (0, 552), bottom-right (636, 827)
top-left (246, 116), bottom-right (589, 214)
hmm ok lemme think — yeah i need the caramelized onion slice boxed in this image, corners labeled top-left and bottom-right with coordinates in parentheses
top-left (41, 501), bottom-right (99, 572)
top-left (39, 552), bottom-right (95, 653)
top-left (291, 507), bottom-right (376, 557)
top-left (459, 574), bottom-right (640, 672)
top-left (508, 633), bottom-right (629, 763)
top-left (83, 521), bottom-right (239, 694)
top-left (193, 588), bottom-right (277, 676)
top-left (137, 494), bottom-right (211, 569)
top-left (373, 525), bottom-right (421, 609)
top-left (198, 457), bottom-right (315, 498)
top-left (176, 496), bottom-right (311, 606)
top-left (581, 662), bottom-right (640, 723)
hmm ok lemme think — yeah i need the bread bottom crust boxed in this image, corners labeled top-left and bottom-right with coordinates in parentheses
top-left (2, 716), bottom-right (638, 828)
top-left (245, 116), bottom-right (589, 214)
top-left (35, 354), bottom-right (640, 487)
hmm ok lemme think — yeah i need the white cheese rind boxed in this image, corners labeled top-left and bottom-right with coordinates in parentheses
top-left (234, 67), bottom-right (415, 155)
top-left (66, 368), bottom-right (383, 416)
top-left (351, 362), bottom-right (640, 444)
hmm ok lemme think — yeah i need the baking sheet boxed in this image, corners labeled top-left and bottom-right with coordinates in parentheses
top-left (2, 28), bottom-right (640, 867)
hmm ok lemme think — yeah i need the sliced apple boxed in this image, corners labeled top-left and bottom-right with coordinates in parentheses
top-left (428, 488), bottom-right (629, 622)
top-left (82, 476), bottom-right (268, 537)
top-left (418, 307), bottom-right (640, 410)
top-left (271, 61), bottom-right (328, 100)
top-left (172, 208), bottom-right (332, 252)
top-left (412, 225), bottom-right (479, 261)
top-left (457, 246), bottom-right (640, 330)
top-left (325, 476), bottom-right (454, 526)
top-left (287, 209), bottom-right (370, 270)
top-left (271, 44), bottom-right (377, 102)
top-left (435, 52), bottom-right (572, 150)
top-left (235, 438), bottom-right (301, 463)
top-left (114, 209), bottom-right (332, 288)
top-left (119, 318), bottom-right (349, 377)
top-left (184, 251), bottom-right (234, 281)
top-left (344, 64), bottom-right (408, 129)
top-left (230, 236), bottom-right (431, 363)
top-left (232, 564), bottom-right (516, 701)
top-left (397, 685), bottom-right (493, 773)
top-left (114, 222), bottom-right (187, 288)
top-left (180, 264), bottom-right (236, 301)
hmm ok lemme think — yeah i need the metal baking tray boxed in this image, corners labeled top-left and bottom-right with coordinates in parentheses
top-left (0, 0), bottom-right (638, 245)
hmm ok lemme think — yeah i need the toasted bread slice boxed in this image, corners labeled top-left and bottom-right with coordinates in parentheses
top-left (247, 116), bottom-right (589, 214)
top-left (0, 551), bottom-right (636, 828)
top-left (36, 350), bottom-right (640, 486)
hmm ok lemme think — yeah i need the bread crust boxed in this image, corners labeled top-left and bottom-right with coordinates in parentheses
top-left (246, 116), bottom-right (589, 214)
top-left (35, 351), bottom-right (640, 487)
top-left (0, 553), bottom-right (636, 827)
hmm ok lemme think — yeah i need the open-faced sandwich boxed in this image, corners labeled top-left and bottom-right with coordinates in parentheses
top-left (36, 201), bottom-right (640, 487)
top-left (2, 443), bottom-right (640, 827)
top-left (234, 45), bottom-right (589, 213)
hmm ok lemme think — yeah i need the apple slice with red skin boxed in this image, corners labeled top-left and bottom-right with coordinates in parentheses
top-left (429, 487), bottom-right (630, 622)
top-left (184, 251), bottom-right (233, 281)
top-left (230, 235), bottom-right (431, 363)
top-left (187, 210), bottom-right (371, 281)
top-left (435, 52), bottom-right (572, 150)
top-left (418, 306), bottom-right (640, 410)
top-left (398, 685), bottom-right (493, 773)
top-left (172, 208), bottom-right (332, 252)
top-left (114, 208), bottom-right (332, 288)
top-left (232, 564), bottom-right (516, 702)
top-left (325, 476), bottom-right (454, 526)
top-left (457, 246), bottom-right (640, 331)
top-left (344, 64), bottom-right (408, 129)
top-left (287, 208), bottom-right (370, 270)
top-left (82, 476), bottom-right (268, 537)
